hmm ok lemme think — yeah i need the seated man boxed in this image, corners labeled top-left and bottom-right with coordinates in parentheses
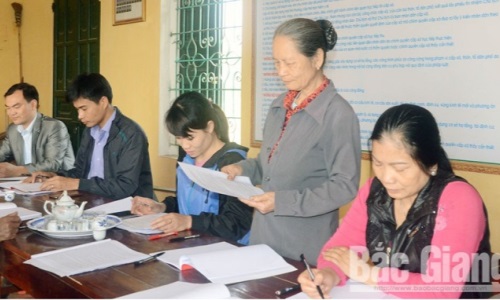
top-left (0, 83), bottom-right (75, 177)
top-left (28, 73), bottom-right (154, 200)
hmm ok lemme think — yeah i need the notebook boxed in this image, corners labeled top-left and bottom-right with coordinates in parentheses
top-left (155, 241), bottom-right (297, 284)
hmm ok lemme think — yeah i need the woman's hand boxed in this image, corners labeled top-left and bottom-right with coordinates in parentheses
top-left (150, 213), bottom-right (192, 235)
top-left (131, 196), bottom-right (165, 215)
top-left (220, 164), bottom-right (243, 180)
top-left (322, 246), bottom-right (379, 286)
top-left (239, 192), bottom-right (275, 214)
top-left (297, 267), bottom-right (340, 299)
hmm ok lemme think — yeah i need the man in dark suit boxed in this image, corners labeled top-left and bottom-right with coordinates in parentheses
top-left (0, 83), bottom-right (75, 177)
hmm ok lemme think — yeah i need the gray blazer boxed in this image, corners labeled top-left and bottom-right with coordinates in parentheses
top-left (0, 113), bottom-right (75, 172)
top-left (238, 82), bottom-right (361, 263)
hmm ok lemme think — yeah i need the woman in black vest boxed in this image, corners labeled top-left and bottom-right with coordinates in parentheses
top-left (298, 104), bottom-right (491, 298)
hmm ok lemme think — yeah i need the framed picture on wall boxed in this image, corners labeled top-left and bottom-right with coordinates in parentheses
top-left (113, 0), bottom-right (145, 25)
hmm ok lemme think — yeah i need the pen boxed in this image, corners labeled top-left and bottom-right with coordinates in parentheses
top-left (300, 253), bottom-right (324, 299)
top-left (134, 251), bottom-right (165, 266)
top-left (169, 234), bottom-right (200, 242)
top-left (275, 284), bottom-right (300, 296)
top-left (148, 231), bottom-right (178, 241)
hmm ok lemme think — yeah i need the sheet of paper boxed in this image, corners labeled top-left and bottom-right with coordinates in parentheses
top-left (0, 202), bottom-right (42, 221)
top-left (0, 176), bottom-right (28, 181)
top-left (0, 206), bottom-right (41, 221)
top-left (117, 213), bottom-right (165, 234)
top-left (0, 182), bottom-right (51, 195)
top-left (288, 280), bottom-right (397, 299)
top-left (0, 182), bottom-right (42, 192)
top-left (85, 196), bottom-right (132, 214)
top-left (118, 281), bottom-right (232, 299)
top-left (178, 162), bottom-right (264, 199)
top-left (156, 241), bottom-right (238, 269)
top-left (23, 239), bottom-right (149, 277)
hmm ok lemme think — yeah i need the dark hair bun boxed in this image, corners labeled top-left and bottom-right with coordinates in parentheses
top-left (316, 19), bottom-right (337, 51)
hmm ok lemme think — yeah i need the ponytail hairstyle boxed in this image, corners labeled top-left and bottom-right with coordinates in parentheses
top-left (165, 91), bottom-right (230, 143)
top-left (274, 18), bottom-right (337, 69)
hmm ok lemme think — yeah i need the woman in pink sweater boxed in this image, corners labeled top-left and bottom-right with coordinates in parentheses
top-left (298, 104), bottom-right (491, 298)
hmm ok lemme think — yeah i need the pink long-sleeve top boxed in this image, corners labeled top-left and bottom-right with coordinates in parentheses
top-left (317, 178), bottom-right (487, 298)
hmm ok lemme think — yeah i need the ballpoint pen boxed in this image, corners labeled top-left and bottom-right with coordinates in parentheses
top-left (300, 253), bottom-right (325, 299)
top-left (134, 251), bottom-right (165, 266)
top-left (169, 234), bottom-right (200, 242)
top-left (275, 284), bottom-right (300, 296)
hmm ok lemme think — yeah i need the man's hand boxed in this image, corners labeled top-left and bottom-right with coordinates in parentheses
top-left (23, 171), bottom-right (56, 183)
top-left (0, 213), bottom-right (21, 241)
top-left (40, 176), bottom-right (79, 192)
top-left (0, 162), bottom-right (29, 178)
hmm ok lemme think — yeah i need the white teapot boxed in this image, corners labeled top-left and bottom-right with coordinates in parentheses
top-left (43, 191), bottom-right (88, 222)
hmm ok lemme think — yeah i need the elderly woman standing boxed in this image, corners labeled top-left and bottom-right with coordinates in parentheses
top-left (222, 18), bottom-right (361, 263)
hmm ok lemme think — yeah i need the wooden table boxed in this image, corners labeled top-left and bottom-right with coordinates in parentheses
top-left (0, 192), bottom-right (305, 299)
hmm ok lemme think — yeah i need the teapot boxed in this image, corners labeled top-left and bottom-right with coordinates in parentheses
top-left (43, 191), bottom-right (88, 222)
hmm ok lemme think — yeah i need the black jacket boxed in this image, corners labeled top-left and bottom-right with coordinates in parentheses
top-left (61, 108), bottom-right (154, 200)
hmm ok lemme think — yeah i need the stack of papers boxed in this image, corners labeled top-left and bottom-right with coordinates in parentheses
top-left (178, 162), bottom-right (264, 199)
top-left (0, 182), bottom-right (51, 196)
top-left (24, 239), bottom-right (150, 277)
top-left (117, 213), bottom-right (164, 234)
top-left (118, 281), bottom-right (231, 299)
top-left (155, 241), bottom-right (296, 284)
top-left (0, 176), bottom-right (29, 181)
top-left (0, 202), bottom-right (42, 221)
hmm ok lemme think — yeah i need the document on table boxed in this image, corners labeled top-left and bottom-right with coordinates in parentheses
top-left (288, 279), bottom-right (397, 299)
top-left (0, 182), bottom-right (51, 195)
top-left (117, 213), bottom-right (164, 234)
top-left (85, 196), bottom-right (132, 214)
top-left (118, 281), bottom-right (232, 299)
top-left (155, 241), bottom-right (296, 284)
top-left (0, 202), bottom-right (41, 221)
top-left (178, 162), bottom-right (264, 199)
top-left (23, 239), bottom-right (150, 277)
top-left (0, 176), bottom-right (28, 181)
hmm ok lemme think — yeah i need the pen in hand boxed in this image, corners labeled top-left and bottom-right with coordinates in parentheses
top-left (300, 253), bottom-right (325, 299)
top-left (275, 284), bottom-right (300, 296)
top-left (134, 251), bottom-right (165, 266)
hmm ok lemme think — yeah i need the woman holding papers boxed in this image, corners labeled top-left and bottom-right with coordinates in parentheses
top-left (298, 104), bottom-right (491, 299)
top-left (131, 92), bottom-right (253, 244)
top-left (221, 18), bottom-right (361, 262)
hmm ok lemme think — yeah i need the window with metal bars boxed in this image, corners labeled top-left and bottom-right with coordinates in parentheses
top-left (160, 0), bottom-right (242, 156)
